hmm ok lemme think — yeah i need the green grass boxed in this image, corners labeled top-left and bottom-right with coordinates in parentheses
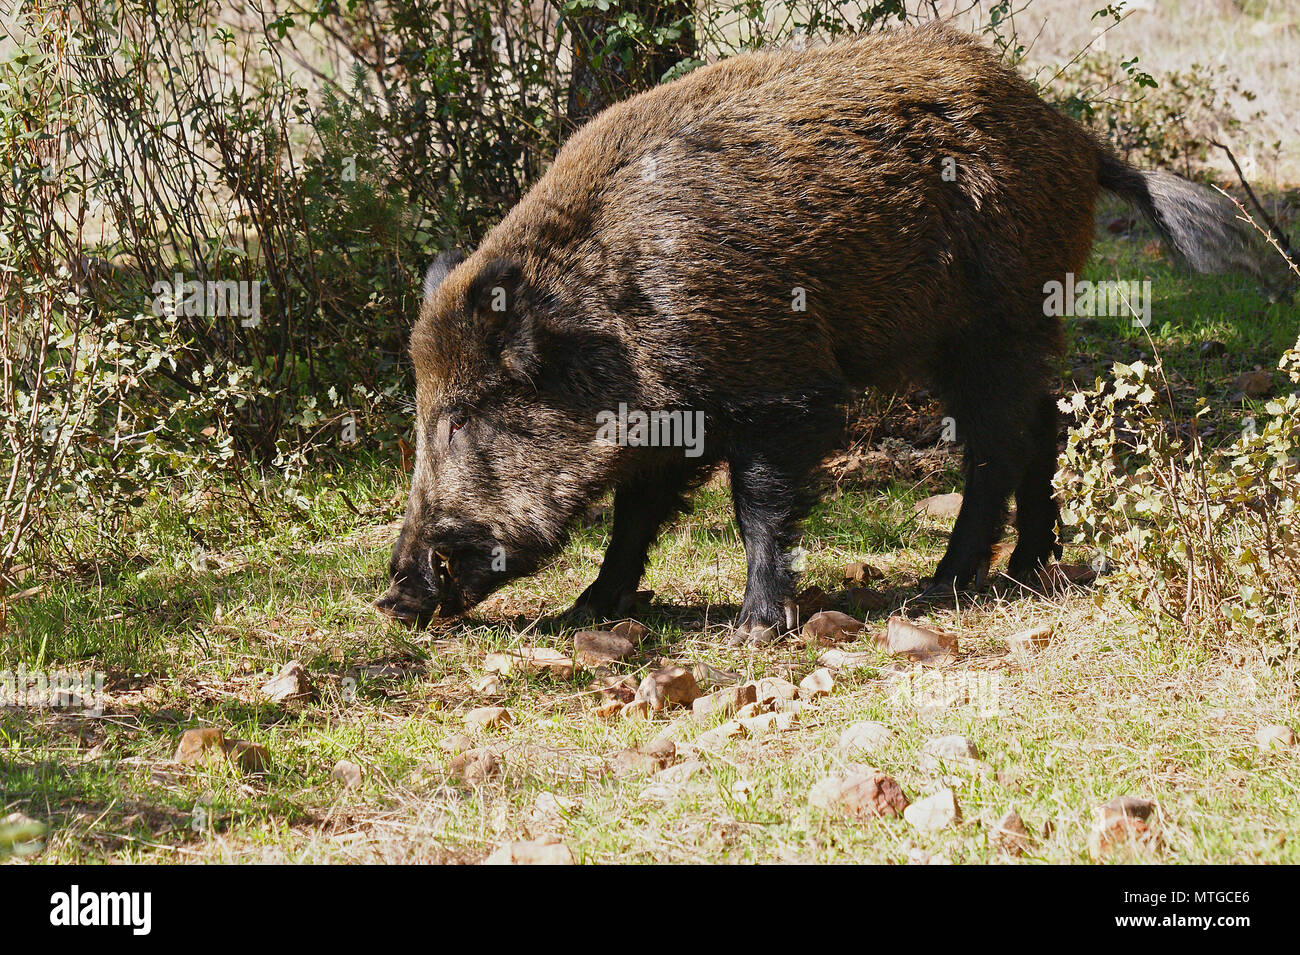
top-left (3, 221), bottom-right (1298, 864)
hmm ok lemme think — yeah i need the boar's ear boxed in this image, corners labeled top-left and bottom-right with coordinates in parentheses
top-left (467, 257), bottom-right (523, 321)
top-left (466, 257), bottom-right (538, 375)
top-left (423, 249), bottom-right (466, 300)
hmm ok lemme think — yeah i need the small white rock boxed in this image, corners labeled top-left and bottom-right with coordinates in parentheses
top-left (839, 721), bottom-right (893, 753)
top-left (1256, 724), bottom-right (1295, 751)
top-left (903, 787), bottom-right (961, 832)
top-left (918, 734), bottom-right (982, 773)
top-left (798, 667), bottom-right (835, 701)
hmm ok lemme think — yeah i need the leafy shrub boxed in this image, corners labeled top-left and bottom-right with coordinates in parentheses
top-left (1054, 52), bottom-right (1265, 181)
top-left (3, 0), bottom-right (1281, 601)
top-left (1058, 341), bottom-right (1300, 647)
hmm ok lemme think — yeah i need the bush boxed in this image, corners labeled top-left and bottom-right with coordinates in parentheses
top-left (1058, 337), bottom-right (1300, 647)
top-left (3, 0), bottom-right (1282, 609)
top-left (1053, 52), bottom-right (1265, 181)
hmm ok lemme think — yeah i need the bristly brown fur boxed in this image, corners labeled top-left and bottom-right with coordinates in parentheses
top-left (380, 23), bottom-right (1248, 634)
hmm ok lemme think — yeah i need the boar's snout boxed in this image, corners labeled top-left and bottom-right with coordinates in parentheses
top-left (374, 579), bottom-right (436, 624)
top-left (377, 517), bottom-right (518, 624)
top-left (376, 528), bottom-right (466, 625)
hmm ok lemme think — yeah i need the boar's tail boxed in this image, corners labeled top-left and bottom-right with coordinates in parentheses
top-left (1097, 149), bottom-right (1263, 276)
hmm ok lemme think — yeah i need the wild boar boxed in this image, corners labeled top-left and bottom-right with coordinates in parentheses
top-left (376, 22), bottom-right (1254, 642)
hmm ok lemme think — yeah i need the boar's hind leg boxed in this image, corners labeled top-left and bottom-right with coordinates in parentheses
top-left (1007, 393), bottom-right (1063, 581)
top-left (572, 470), bottom-right (694, 621)
top-left (926, 349), bottom-right (1049, 595)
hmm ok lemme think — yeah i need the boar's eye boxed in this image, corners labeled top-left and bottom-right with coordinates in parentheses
top-left (447, 415), bottom-right (466, 445)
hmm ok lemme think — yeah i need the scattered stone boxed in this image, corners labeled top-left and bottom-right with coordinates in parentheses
top-left (483, 652), bottom-right (516, 675)
top-left (448, 749), bottom-right (502, 786)
top-left (610, 738), bottom-right (676, 776)
top-left (439, 733), bottom-right (475, 754)
top-left (739, 711), bottom-right (797, 736)
top-left (592, 700), bottom-right (624, 720)
top-left (1095, 795), bottom-right (1156, 828)
top-left (918, 735), bottom-right (982, 774)
top-left (484, 647), bottom-right (574, 679)
top-left (483, 835), bottom-right (574, 865)
top-left (593, 674), bottom-right (639, 703)
top-left (809, 768), bottom-right (909, 820)
top-left (175, 728), bottom-right (268, 774)
top-left (464, 706), bottom-right (511, 731)
top-left (528, 791), bottom-right (579, 827)
top-left (1087, 797), bottom-right (1159, 859)
top-left (0, 812), bottom-right (45, 855)
top-left (798, 667), bottom-right (835, 700)
top-left (904, 787), bottom-right (960, 832)
top-left (1007, 624), bottom-right (1053, 657)
top-left (692, 683), bottom-right (758, 721)
top-left (472, 673), bottom-right (502, 696)
top-left (1088, 814), bottom-right (1155, 860)
top-left (1089, 817), bottom-right (1151, 859)
top-left (914, 492), bottom-right (963, 519)
top-left (174, 728), bottom-right (228, 766)
top-left (692, 662), bottom-right (742, 688)
top-left (1037, 562), bottom-right (1098, 591)
top-left (610, 619), bottom-right (649, 643)
top-left (843, 561), bottom-right (885, 584)
top-left (754, 677), bottom-right (799, 705)
top-left (620, 700), bottom-right (650, 721)
top-left (1233, 369), bottom-right (1273, 398)
top-left (260, 660), bottom-right (313, 703)
top-left (1256, 724), bottom-right (1295, 751)
top-left (331, 759), bottom-right (363, 788)
top-left (575, 630), bottom-right (636, 667)
top-left (993, 810), bottom-right (1033, 856)
top-left (696, 720), bottom-right (744, 749)
top-left (839, 721), bottom-right (893, 754)
top-left (635, 665), bottom-right (701, 711)
top-left (225, 739), bottom-right (270, 774)
top-left (533, 791), bottom-right (577, 816)
top-left (884, 615), bottom-right (958, 665)
top-left (801, 610), bottom-right (865, 646)
top-left (817, 648), bottom-right (875, 670)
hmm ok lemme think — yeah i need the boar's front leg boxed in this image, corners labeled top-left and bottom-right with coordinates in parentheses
top-left (572, 470), bottom-right (692, 622)
top-left (727, 449), bottom-right (820, 645)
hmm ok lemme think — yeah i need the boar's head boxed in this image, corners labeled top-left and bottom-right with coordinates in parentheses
top-left (375, 249), bottom-right (626, 623)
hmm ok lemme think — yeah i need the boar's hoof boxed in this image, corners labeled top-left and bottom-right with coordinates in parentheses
top-left (915, 580), bottom-right (959, 604)
top-left (562, 602), bottom-right (603, 627)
